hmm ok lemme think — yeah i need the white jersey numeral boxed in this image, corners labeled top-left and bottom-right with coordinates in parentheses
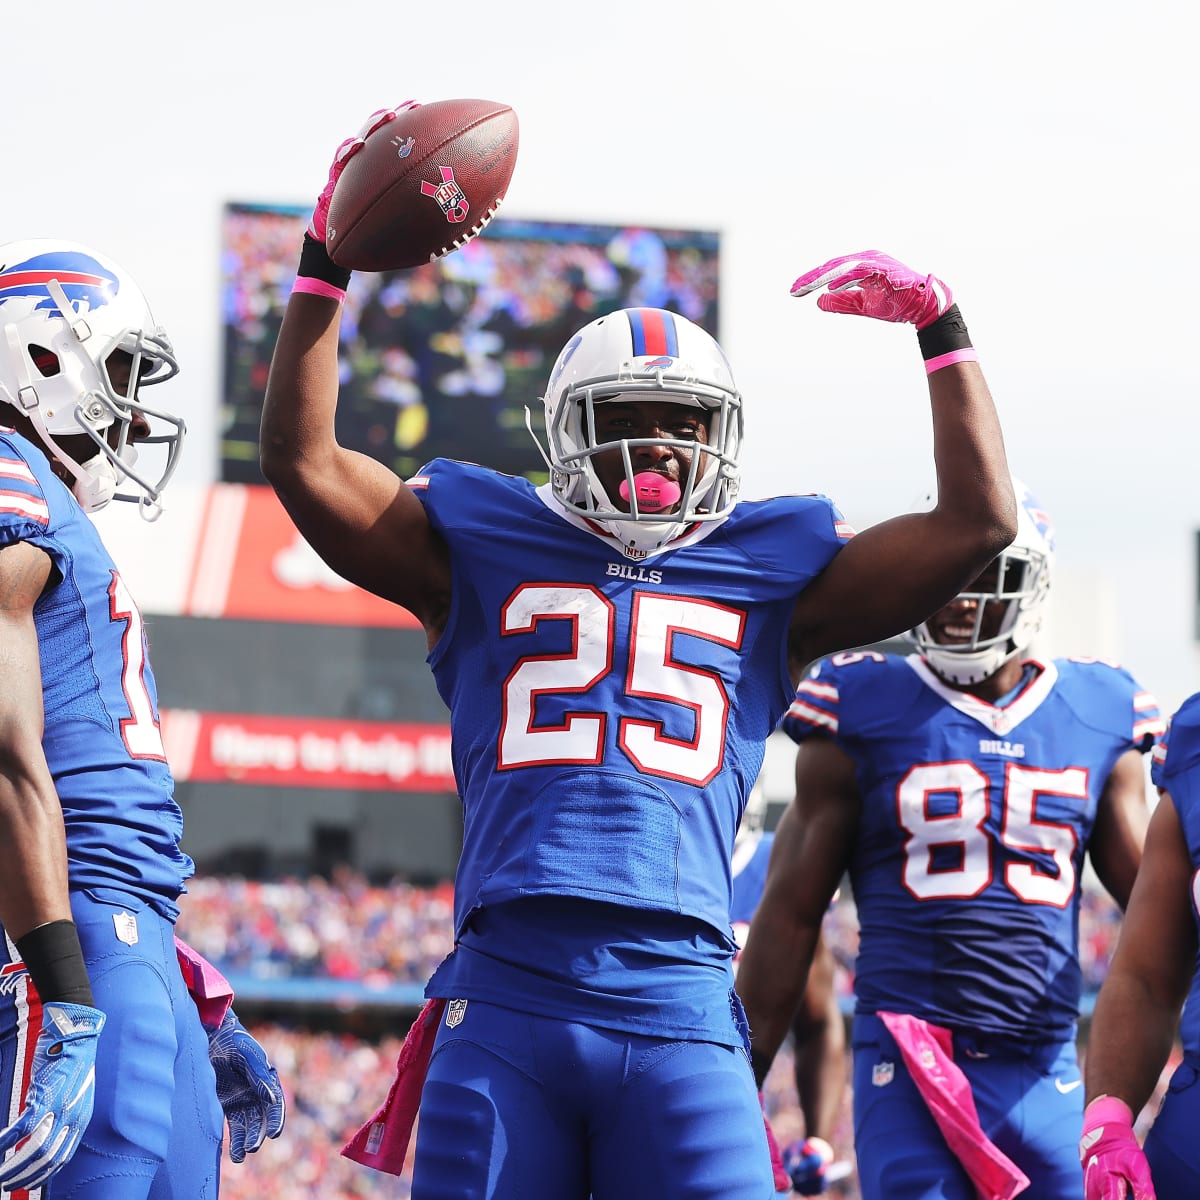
top-left (897, 761), bottom-right (1085, 907)
top-left (499, 584), bottom-right (743, 787)
top-left (108, 571), bottom-right (166, 760)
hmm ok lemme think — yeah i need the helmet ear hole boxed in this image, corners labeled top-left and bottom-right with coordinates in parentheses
top-left (29, 345), bottom-right (60, 377)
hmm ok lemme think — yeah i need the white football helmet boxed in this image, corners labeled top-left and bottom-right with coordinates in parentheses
top-left (909, 478), bottom-right (1055, 685)
top-left (532, 307), bottom-right (742, 558)
top-left (0, 239), bottom-right (185, 517)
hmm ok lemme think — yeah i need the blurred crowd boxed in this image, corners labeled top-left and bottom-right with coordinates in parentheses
top-left (177, 867), bottom-right (1127, 1001)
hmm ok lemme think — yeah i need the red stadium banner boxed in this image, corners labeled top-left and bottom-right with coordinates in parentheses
top-left (160, 710), bottom-right (454, 791)
top-left (184, 484), bottom-right (422, 627)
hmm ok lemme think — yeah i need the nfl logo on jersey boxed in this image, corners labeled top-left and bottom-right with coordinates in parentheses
top-left (112, 911), bottom-right (139, 946)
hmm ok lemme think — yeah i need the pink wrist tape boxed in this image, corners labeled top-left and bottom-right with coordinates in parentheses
top-left (292, 276), bottom-right (347, 303)
top-left (924, 348), bottom-right (980, 375)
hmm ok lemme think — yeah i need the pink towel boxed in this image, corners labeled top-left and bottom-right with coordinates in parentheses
top-left (174, 936), bottom-right (234, 1030)
top-left (341, 997), bottom-right (446, 1175)
top-left (878, 1011), bottom-right (1030, 1200)
top-left (759, 1093), bottom-right (792, 1192)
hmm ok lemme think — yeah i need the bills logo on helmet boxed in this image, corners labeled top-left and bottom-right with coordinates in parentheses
top-left (1018, 486), bottom-right (1056, 552)
top-left (0, 249), bottom-right (120, 315)
top-left (420, 166), bottom-right (470, 223)
top-left (639, 356), bottom-right (674, 371)
top-left (546, 334), bottom-right (583, 397)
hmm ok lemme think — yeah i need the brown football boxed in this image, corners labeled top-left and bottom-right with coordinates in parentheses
top-left (326, 98), bottom-right (519, 272)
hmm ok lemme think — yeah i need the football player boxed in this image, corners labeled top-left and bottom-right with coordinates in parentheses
top-left (732, 787), bottom-right (846, 1196)
top-left (260, 106), bottom-right (1016, 1200)
top-left (738, 481), bottom-right (1161, 1200)
top-left (1081, 694), bottom-right (1200, 1198)
top-left (0, 240), bottom-right (284, 1196)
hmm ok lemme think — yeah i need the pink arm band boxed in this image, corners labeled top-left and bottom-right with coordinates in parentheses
top-left (924, 348), bottom-right (980, 375)
top-left (292, 276), bottom-right (347, 303)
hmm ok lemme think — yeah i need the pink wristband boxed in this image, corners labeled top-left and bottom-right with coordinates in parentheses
top-left (924, 348), bottom-right (980, 375)
top-left (292, 276), bottom-right (347, 303)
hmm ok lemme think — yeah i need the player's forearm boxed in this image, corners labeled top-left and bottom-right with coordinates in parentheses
top-left (1085, 973), bottom-right (1179, 1111)
top-left (0, 770), bottom-right (72, 937)
top-left (739, 920), bottom-right (821, 1070)
top-left (260, 293), bottom-right (345, 483)
top-left (926, 362), bottom-right (1015, 561)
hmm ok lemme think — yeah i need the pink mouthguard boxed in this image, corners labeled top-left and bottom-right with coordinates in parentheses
top-left (619, 472), bottom-right (682, 512)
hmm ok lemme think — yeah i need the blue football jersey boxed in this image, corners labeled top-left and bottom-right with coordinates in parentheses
top-left (782, 651), bottom-right (1162, 1040)
top-left (1150, 693), bottom-right (1200, 1058)
top-left (731, 832), bottom-right (774, 931)
top-left (411, 457), bottom-right (849, 942)
top-left (0, 430), bottom-right (191, 918)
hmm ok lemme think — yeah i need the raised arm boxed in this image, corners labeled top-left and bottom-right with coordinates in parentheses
top-left (259, 107), bottom-right (451, 643)
top-left (786, 253), bottom-right (1016, 676)
top-left (739, 735), bottom-right (860, 1081)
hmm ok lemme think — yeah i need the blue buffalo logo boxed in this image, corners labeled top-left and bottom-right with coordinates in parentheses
top-left (0, 250), bottom-right (119, 315)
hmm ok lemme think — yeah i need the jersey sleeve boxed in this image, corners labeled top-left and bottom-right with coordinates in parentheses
top-left (0, 441), bottom-right (52, 547)
top-left (404, 457), bottom-right (488, 540)
top-left (780, 657), bottom-right (843, 743)
top-left (1068, 658), bottom-right (1165, 753)
top-left (741, 492), bottom-right (854, 587)
top-left (1152, 692), bottom-right (1200, 791)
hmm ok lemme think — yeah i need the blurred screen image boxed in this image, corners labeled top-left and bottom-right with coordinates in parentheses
top-left (220, 205), bottom-right (722, 483)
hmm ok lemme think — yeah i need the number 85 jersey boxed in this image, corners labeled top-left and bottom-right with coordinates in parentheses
top-left (782, 651), bottom-right (1163, 1041)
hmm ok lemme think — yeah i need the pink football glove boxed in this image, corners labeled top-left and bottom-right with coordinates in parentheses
top-left (1080, 1096), bottom-right (1156, 1200)
top-left (307, 102), bottom-right (421, 244)
top-left (791, 251), bottom-right (953, 330)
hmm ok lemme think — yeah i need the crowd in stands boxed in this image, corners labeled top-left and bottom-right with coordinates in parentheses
top-left (176, 867), bottom-right (1128, 1003)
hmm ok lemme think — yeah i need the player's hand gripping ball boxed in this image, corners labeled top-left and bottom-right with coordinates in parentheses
top-left (324, 98), bottom-right (519, 272)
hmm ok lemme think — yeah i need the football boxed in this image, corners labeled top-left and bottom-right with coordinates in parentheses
top-left (326, 98), bottom-right (519, 272)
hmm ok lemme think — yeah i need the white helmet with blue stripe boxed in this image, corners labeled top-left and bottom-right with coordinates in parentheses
top-left (534, 307), bottom-right (742, 557)
top-left (0, 239), bottom-right (185, 517)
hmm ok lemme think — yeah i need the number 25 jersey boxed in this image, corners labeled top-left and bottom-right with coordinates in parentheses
top-left (411, 457), bottom-right (850, 942)
top-left (782, 652), bottom-right (1162, 1041)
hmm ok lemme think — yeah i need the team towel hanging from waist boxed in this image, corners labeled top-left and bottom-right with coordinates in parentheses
top-left (342, 998), bottom-right (446, 1176)
top-left (877, 1011), bottom-right (1030, 1200)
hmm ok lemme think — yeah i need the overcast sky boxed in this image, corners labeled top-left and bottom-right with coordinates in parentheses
top-left (4, 0), bottom-right (1197, 712)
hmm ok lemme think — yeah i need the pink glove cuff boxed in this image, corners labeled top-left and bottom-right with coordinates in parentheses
top-left (924, 348), bottom-right (979, 375)
top-left (1083, 1096), bottom-right (1135, 1130)
top-left (292, 277), bottom-right (347, 303)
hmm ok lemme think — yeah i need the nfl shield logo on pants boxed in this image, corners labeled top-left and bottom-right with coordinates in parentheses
top-left (113, 911), bottom-right (139, 946)
top-left (445, 998), bottom-right (468, 1028)
top-left (872, 1060), bottom-right (895, 1087)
